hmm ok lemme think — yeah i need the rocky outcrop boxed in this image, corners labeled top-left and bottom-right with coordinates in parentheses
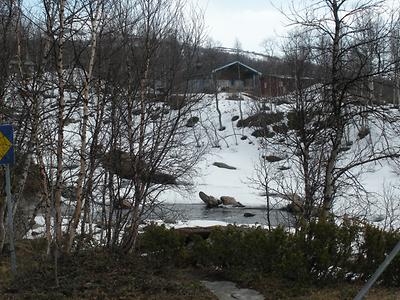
top-left (101, 150), bottom-right (176, 184)
top-left (220, 196), bottom-right (245, 207)
top-left (220, 196), bottom-right (237, 205)
top-left (199, 192), bottom-right (246, 208)
top-left (199, 191), bottom-right (222, 208)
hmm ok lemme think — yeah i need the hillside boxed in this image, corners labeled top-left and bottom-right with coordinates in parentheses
top-left (158, 92), bottom-right (400, 228)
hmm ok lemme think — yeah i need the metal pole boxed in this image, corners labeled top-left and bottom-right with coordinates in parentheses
top-left (354, 240), bottom-right (400, 300)
top-left (5, 164), bottom-right (17, 275)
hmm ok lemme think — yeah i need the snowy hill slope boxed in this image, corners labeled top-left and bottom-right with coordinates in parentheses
top-left (162, 93), bottom-right (267, 206)
top-left (51, 85), bottom-right (400, 227)
top-left (160, 92), bottom-right (400, 226)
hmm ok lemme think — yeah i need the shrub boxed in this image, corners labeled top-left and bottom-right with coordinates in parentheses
top-left (139, 224), bottom-right (186, 267)
top-left (205, 225), bottom-right (245, 268)
top-left (277, 234), bottom-right (309, 282)
top-left (356, 225), bottom-right (400, 286)
top-left (287, 111), bottom-right (303, 131)
top-left (138, 222), bottom-right (400, 287)
top-left (167, 95), bottom-right (186, 110)
top-left (189, 234), bottom-right (211, 267)
top-left (251, 129), bottom-right (275, 138)
top-left (272, 123), bottom-right (288, 134)
top-left (303, 221), bottom-right (358, 282)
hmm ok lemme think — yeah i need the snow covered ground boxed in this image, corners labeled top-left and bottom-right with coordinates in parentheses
top-left (160, 93), bottom-right (270, 206)
top-left (159, 92), bottom-right (400, 228)
top-left (28, 89), bottom-right (400, 233)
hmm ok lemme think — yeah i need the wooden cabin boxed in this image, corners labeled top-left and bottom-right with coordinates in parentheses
top-left (211, 61), bottom-right (262, 95)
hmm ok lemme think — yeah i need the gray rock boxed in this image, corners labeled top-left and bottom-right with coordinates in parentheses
top-left (199, 191), bottom-right (222, 208)
top-left (220, 196), bottom-right (245, 207)
top-left (220, 196), bottom-right (238, 205)
top-left (244, 212), bottom-right (255, 217)
top-left (186, 116), bottom-right (199, 127)
top-left (213, 162), bottom-right (237, 170)
top-left (371, 215), bottom-right (385, 223)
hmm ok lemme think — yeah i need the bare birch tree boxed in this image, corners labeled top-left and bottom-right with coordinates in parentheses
top-left (257, 0), bottom-right (400, 223)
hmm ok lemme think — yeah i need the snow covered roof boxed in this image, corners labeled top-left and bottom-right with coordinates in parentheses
top-left (212, 61), bottom-right (262, 76)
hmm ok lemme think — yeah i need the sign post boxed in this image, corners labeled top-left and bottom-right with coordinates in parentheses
top-left (0, 124), bottom-right (16, 275)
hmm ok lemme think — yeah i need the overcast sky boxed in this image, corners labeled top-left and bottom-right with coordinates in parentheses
top-left (196, 0), bottom-right (399, 53)
top-left (197, 0), bottom-right (288, 53)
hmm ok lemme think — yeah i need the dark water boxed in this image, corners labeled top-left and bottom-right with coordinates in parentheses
top-left (151, 203), bottom-right (294, 227)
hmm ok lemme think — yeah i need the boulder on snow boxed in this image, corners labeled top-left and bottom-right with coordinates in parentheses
top-left (358, 127), bottom-right (370, 140)
top-left (213, 162), bottom-right (237, 170)
top-left (278, 165), bottom-right (291, 171)
top-left (186, 116), bottom-right (199, 127)
top-left (371, 215), bottom-right (385, 223)
top-left (199, 191), bottom-right (222, 208)
top-left (263, 155), bottom-right (284, 163)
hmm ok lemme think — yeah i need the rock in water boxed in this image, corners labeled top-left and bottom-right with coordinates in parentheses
top-left (199, 191), bottom-right (222, 208)
top-left (244, 212), bottom-right (255, 217)
top-left (220, 196), bottom-right (238, 205)
top-left (220, 196), bottom-right (245, 207)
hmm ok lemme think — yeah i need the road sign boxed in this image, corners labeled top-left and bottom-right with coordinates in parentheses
top-left (0, 124), bottom-right (14, 165)
top-left (0, 124), bottom-right (16, 275)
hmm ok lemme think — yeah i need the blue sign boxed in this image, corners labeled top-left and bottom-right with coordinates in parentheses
top-left (0, 125), bottom-right (14, 165)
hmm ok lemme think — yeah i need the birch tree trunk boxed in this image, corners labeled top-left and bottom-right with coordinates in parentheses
top-left (65, 0), bottom-right (102, 253)
top-left (53, 0), bottom-right (66, 248)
